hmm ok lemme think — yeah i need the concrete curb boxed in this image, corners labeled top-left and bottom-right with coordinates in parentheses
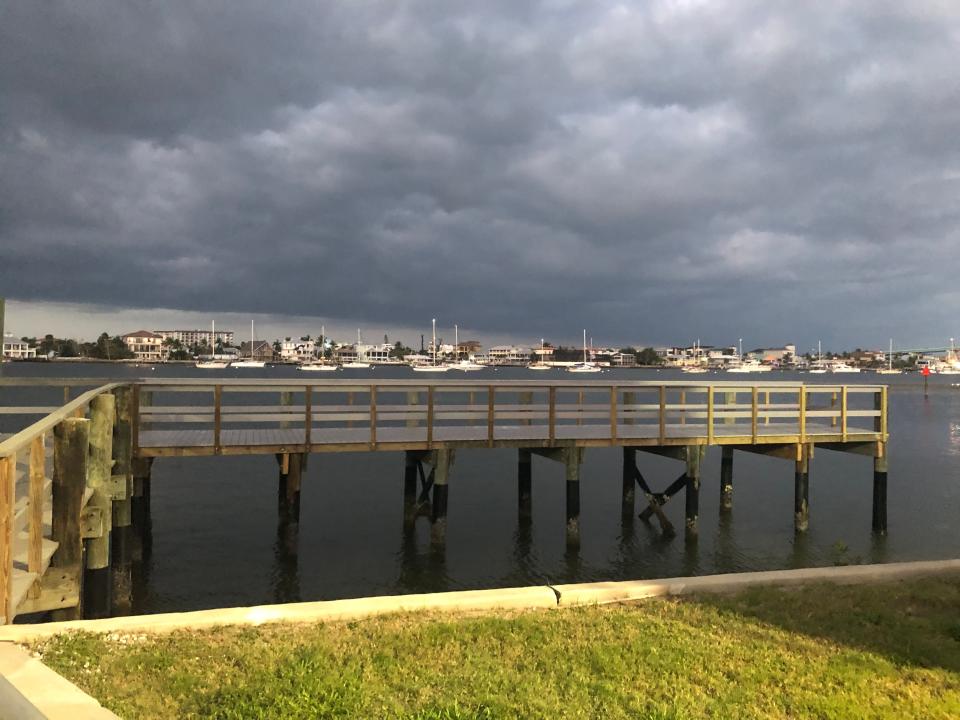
top-left (0, 643), bottom-right (119, 719)
top-left (0, 559), bottom-right (957, 645)
top-left (552, 558), bottom-right (960, 607)
top-left (0, 585), bottom-right (559, 642)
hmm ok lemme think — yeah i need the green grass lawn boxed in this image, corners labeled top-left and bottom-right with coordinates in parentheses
top-left (33, 576), bottom-right (960, 719)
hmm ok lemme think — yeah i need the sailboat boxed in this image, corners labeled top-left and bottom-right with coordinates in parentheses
top-left (299, 325), bottom-right (339, 371)
top-left (876, 339), bottom-right (901, 375)
top-left (232, 320), bottom-right (266, 368)
top-left (341, 329), bottom-right (371, 369)
top-left (196, 321), bottom-right (229, 369)
top-left (450, 323), bottom-right (483, 371)
top-left (412, 318), bottom-right (451, 372)
top-left (528, 338), bottom-right (551, 370)
top-left (808, 341), bottom-right (827, 374)
top-left (683, 339), bottom-right (708, 373)
top-left (567, 329), bottom-right (601, 373)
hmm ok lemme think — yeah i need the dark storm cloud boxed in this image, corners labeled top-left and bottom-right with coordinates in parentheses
top-left (2, 1), bottom-right (959, 348)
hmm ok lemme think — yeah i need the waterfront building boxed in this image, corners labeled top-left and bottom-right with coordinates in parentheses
top-left (334, 345), bottom-right (359, 364)
top-left (357, 343), bottom-right (396, 363)
top-left (240, 340), bottom-right (276, 362)
top-left (155, 328), bottom-right (235, 348)
top-left (488, 345), bottom-right (531, 364)
top-left (2, 335), bottom-right (37, 360)
top-left (122, 330), bottom-right (165, 362)
top-left (280, 339), bottom-right (317, 363)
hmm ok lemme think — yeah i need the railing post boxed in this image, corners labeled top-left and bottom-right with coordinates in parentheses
top-left (0, 454), bottom-right (14, 624)
top-left (841, 386), bottom-right (848, 441)
top-left (28, 436), bottom-right (45, 581)
top-left (487, 386), bottom-right (495, 447)
top-left (427, 386), bottom-right (435, 448)
top-left (706, 387), bottom-right (714, 445)
top-left (658, 386), bottom-right (666, 443)
top-left (798, 387), bottom-right (807, 444)
top-left (751, 387), bottom-right (759, 442)
top-left (609, 387), bottom-right (618, 442)
top-left (213, 385), bottom-right (224, 451)
top-left (51, 417), bottom-right (89, 621)
top-left (304, 386), bottom-right (313, 448)
top-left (548, 387), bottom-right (556, 444)
top-left (369, 386), bottom-right (377, 448)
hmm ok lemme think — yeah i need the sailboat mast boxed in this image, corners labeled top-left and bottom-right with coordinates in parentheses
top-left (432, 318), bottom-right (437, 366)
top-left (455, 324), bottom-right (459, 361)
top-left (582, 329), bottom-right (587, 364)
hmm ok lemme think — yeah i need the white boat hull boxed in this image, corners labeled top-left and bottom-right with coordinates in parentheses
top-left (298, 364), bottom-right (338, 371)
top-left (232, 361), bottom-right (266, 368)
top-left (196, 362), bottom-right (229, 369)
top-left (342, 362), bottom-right (371, 369)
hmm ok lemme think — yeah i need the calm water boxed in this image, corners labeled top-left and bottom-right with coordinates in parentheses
top-left (2, 362), bottom-right (958, 614)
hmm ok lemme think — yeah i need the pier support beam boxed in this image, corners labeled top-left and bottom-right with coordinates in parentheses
top-left (131, 457), bottom-right (153, 562)
top-left (276, 453), bottom-right (303, 557)
top-left (111, 387), bottom-right (134, 615)
top-left (518, 449), bottom-right (532, 520)
top-left (621, 447), bottom-right (636, 520)
top-left (430, 449), bottom-right (453, 547)
top-left (403, 451), bottom-right (419, 533)
top-left (51, 417), bottom-right (89, 621)
top-left (794, 445), bottom-right (810, 533)
top-left (719, 447), bottom-right (734, 513)
top-left (872, 447), bottom-right (887, 536)
top-left (685, 445), bottom-right (702, 539)
top-left (83, 394), bottom-right (114, 619)
top-left (565, 448), bottom-right (582, 549)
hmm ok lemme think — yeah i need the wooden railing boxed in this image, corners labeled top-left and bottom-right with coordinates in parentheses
top-left (0, 382), bottom-right (125, 624)
top-left (134, 380), bottom-right (888, 452)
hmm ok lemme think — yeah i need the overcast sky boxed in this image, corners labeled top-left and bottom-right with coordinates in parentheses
top-left (2, 1), bottom-right (959, 351)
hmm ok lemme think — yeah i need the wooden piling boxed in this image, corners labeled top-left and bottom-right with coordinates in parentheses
top-left (430, 449), bottom-right (453, 547)
top-left (403, 451), bottom-right (418, 533)
top-left (565, 447), bottom-right (581, 548)
top-left (131, 457), bottom-right (153, 562)
top-left (873, 446), bottom-right (888, 535)
top-left (84, 393), bottom-right (115, 618)
top-left (719, 446), bottom-right (734, 512)
top-left (111, 386), bottom-right (134, 614)
top-left (51, 417), bottom-right (89, 621)
top-left (794, 445), bottom-right (810, 533)
top-left (518, 449), bottom-right (532, 520)
top-left (684, 445), bottom-right (701, 538)
top-left (621, 447), bottom-right (636, 519)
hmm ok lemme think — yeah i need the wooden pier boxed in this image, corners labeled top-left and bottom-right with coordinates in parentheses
top-left (0, 378), bottom-right (889, 624)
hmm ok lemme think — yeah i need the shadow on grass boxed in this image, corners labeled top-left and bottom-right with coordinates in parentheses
top-left (688, 574), bottom-right (960, 673)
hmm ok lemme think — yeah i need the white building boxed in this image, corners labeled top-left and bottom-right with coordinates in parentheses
top-left (155, 329), bottom-right (235, 348)
top-left (2, 335), bottom-right (37, 359)
top-left (488, 345), bottom-right (531, 364)
top-left (358, 343), bottom-right (396, 363)
top-left (122, 330), bottom-right (164, 362)
top-left (280, 339), bottom-right (317, 363)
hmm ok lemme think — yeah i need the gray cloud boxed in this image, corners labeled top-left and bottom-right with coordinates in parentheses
top-left (2, 1), bottom-right (959, 350)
